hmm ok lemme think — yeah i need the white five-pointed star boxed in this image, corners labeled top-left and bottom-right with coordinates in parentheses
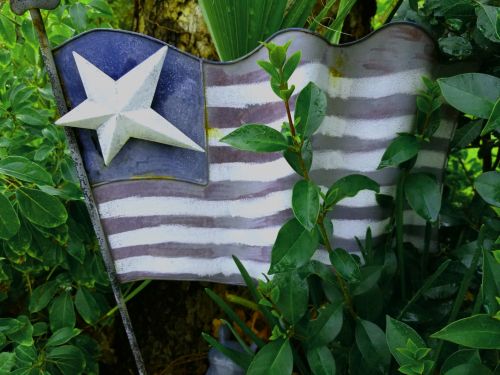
top-left (56, 46), bottom-right (204, 165)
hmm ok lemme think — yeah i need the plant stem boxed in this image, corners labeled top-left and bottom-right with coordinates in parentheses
top-left (432, 242), bottom-right (482, 367)
top-left (284, 99), bottom-right (296, 138)
top-left (225, 293), bottom-right (259, 311)
top-left (397, 260), bottom-right (451, 320)
top-left (422, 221), bottom-right (432, 279)
top-left (396, 170), bottom-right (407, 300)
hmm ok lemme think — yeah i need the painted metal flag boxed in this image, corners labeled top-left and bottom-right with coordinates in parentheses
top-left (53, 23), bottom-right (454, 284)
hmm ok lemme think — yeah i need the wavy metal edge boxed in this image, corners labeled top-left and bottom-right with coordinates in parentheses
top-left (53, 21), bottom-right (436, 65)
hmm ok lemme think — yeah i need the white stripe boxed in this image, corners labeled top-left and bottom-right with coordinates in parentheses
top-left (206, 63), bottom-right (427, 108)
top-left (115, 255), bottom-right (270, 280)
top-left (333, 217), bottom-right (391, 239)
top-left (209, 149), bottom-right (446, 182)
top-left (108, 225), bottom-right (280, 249)
top-left (99, 190), bottom-right (292, 219)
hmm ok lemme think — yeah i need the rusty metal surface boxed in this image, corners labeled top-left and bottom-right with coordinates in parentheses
top-left (10, 0), bottom-right (60, 15)
top-left (21, 5), bottom-right (148, 375)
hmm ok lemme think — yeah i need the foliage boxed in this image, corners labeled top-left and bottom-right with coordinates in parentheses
top-left (0, 1), bottom-right (127, 374)
top-left (198, 0), bottom-right (360, 61)
top-left (203, 2), bottom-right (500, 371)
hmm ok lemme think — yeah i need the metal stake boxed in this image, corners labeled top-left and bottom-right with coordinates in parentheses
top-left (10, 1), bottom-right (147, 373)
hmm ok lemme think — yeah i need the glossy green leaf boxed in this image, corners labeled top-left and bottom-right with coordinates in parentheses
top-left (75, 288), bottom-right (100, 325)
top-left (46, 345), bottom-right (85, 375)
top-left (292, 180), bottom-right (320, 230)
top-left (16, 187), bottom-right (67, 228)
top-left (220, 124), bottom-right (288, 152)
top-left (438, 73), bottom-right (500, 119)
top-left (8, 316), bottom-right (33, 347)
top-left (257, 60), bottom-right (280, 81)
top-left (269, 218), bottom-right (319, 274)
top-left (325, 174), bottom-right (379, 208)
top-left (49, 292), bottom-right (76, 332)
top-left (295, 82), bottom-right (327, 138)
top-left (0, 14), bottom-right (16, 47)
top-left (476, 5), bottom-right (500, 43)
top-left (475, 171), bottom-right (500, 207)
top-left (202, 333), bottom-right (252, 370)
top-left (306, 303), bottom-right (343, 349)
top-left (29, 280), bottom-right (59, 313)
top-left (329, 248), bottom-right (360, 282)
top-left (386, 316), bottom-right (427, 366)
top-left (431, 314), bottom-right (500, 349)
top-left (355, 319), bottom-right (390, 372)
top-left (283, 50), bottom-right (301, 81)
top-left (46, 327), bottom-right (81, 348)
top-left (0, 156), bottom-right (53, 186)
top-left (247, 339), bottom-right (293, 375)
top-left (0, 352), bottom-right (15, 374)
top-left (404, 172), bottom-right (441, 222)
top-left (481, 98), bottom-right (500, 135)
top-left (271, 270), bottom-right (309, 324)
top-left (482, 249), bottom-right (500, 314)
top-left (378, 134), bottom-right (420, 169)
top-left (0, 191), bottom-right (20, 239)
top-left (14, 344), bottom-right (37, 367)
top-left (306, 346), bottom-right (336, 375)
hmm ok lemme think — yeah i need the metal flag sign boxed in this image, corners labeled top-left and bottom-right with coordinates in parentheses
top-left (12, 1), bottom-right (455, 372)
top-left (53, 26), bottom-right (454, 284)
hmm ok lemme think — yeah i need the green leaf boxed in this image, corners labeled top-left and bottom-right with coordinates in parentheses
top-left (0, 14), bottom-right (16, 47)
top-left (482, 249), bottom-right (500, 314)
top-left (46, 345), bottom-right (85, 375)
top-left (378, 134), bottom-right (420, 169)
top-left (270, 45), bottom-right (287, 68)
top-left (8, 316), bottom-right (33, 347)
top-left (431, 314), bottom-right (500, 349)
top-left (74, 288), bottom-right (100, 325)
top-left (49, 292), bottom-right (76, 332)
top-left (444, 363), bottom-right (493, 375)
top-left (292, 180), bottom-right (320, 230)
top-left (271, 270), bottom-right (309, 324)
top-left (441, 349), bottom-right (481, 374)
top-left (46, 327), bottom-right (81, 348)
top-left (306, 303), bottom-right (343, 349)
top-left (306, 346), bottom-right (336, 375)
top-left (295, 82), bottom-right (327, 138)
top-left (329, 248), bottom-right (360, 283)
top-left (386, 316), bottom-right (427, 366)
top-left (0, 191), bottom-right (20, 239)
top-left (0, 352), bottom-right (15, 374)
top-left (438, 36), bottom-right (472, 58)
top-left (257, 60), bottom-right (280, 81)
top-left (269, 218), bottom-right (319, 274)
top-left (476, 5), bottom-right (500, 43)
top-left (451, 120), bottom-right (483, 149)
top-left (325, 174), bottom-right (379, 208)
top-left (481, 98), bottom-right (500, 135)
top-left (14, 344), bottom-right (37, 367)
top-left (16, 187), bottom-right (67, 228)
top-left (438, 73), bottom-right (500, 119)
top-left (404, 173), bottom-right (441, 222)
top-left (29, 280), bottom-right (59, 313)
top-left (247, 339), bottom-right (293, 375)
top-left (355, 319), bottom-right (391, 372)
top-left (202, 333), bottom-right (252, 370)
top-left (67, 236), bottom-right (85, 264)
top-left (283, 50), bottom-right (301, 81)
top-left (0, 156), bottom-right (53, 186)
top-left (475, 171), bottom-right (500, 207)
top-left (220, 124), bottom-right (288, 152)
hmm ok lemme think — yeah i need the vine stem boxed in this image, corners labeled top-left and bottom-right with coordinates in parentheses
top-left (396, 170), bottom-right (408, 300)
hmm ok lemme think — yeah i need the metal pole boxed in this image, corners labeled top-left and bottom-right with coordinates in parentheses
top-left (10, 2), bottom-right (147, 373)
